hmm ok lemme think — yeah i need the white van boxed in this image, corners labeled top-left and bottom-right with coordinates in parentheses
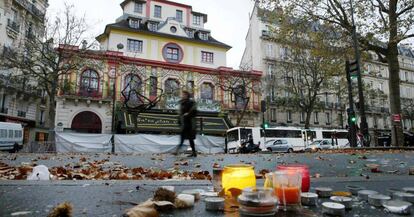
top-left (0, 122), bottom-right (24, 151)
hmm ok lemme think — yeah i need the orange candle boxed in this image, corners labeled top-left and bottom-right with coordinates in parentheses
top-left (276, 186), bottom-right (301, 205)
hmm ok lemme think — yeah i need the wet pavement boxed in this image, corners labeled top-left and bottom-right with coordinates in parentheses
top-left (1, 151), bottom-right (414, 216)
top-left (1, 151), bottom-right (414, 178)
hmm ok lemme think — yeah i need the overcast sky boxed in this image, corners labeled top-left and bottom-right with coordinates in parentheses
top-left (47, 0), bottom-right (255, 69)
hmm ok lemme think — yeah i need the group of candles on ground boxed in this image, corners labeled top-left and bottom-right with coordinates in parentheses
top-left (206, 164), bottom-right (414, 216)
top-left (126, 164), bottom-right (414, 216)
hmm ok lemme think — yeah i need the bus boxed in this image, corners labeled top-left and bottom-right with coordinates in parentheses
top-left (0, 122), bottom-right (24, 151)
top-left (226, 127), bottom-right (264, 153)
top-left (226, 127), bottom-right (350, 153)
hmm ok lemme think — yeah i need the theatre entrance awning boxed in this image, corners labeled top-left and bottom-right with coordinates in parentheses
top-left (118, 110), bottom-right (233, 136)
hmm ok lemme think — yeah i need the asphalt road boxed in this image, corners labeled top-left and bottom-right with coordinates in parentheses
top-left (1, 151), bottom-right (414, 178)
top-left (1, 151), bottom-right (414, 216)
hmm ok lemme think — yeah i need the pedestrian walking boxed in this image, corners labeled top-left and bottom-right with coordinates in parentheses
top-left (176, 90), bottom-right (198, 157)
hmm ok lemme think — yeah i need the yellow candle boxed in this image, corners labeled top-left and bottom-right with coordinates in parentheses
top-left (222, 164), bottom-right (256, 197)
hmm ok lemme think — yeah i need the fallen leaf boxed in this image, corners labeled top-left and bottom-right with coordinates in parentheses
top-left (47, 202), bottom-right (72, 217)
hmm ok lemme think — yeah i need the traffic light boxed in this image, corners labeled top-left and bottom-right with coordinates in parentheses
top-left (262, 122), bottom-right (269, 129)
top-left (348, 60), bottom-right (359, 79)
top-left (347, 109), bottom-right (357, 125)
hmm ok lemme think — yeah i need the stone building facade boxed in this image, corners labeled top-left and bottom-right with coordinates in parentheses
top-left (0, 0), bottom-right (49, 143)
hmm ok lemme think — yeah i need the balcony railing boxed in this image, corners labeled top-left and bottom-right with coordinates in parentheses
top-left (0, 74), bottom-right (43, 98)
top-left (14, 0), bottom-right (45, 20)
top-left (7, 19), bottom-right (20, 33)
top-left (77, 89), bottom-right (102, 99)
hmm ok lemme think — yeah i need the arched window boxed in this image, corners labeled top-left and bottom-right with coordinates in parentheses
top-left (123, 74), bottom-right (142, 106)
top-left (234, 85), bottom-right (247, 108)
top-left (165, 78), bottom-right (180, 97)
top-left (80, 69), bottom-right (99, 95)
top-left (201, 83), bottom-right (214, 100)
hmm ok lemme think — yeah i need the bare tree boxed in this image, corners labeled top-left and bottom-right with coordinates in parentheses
top-left (217, 65), bottom-right (261, 127)
top-left (258, 0), bottom-right (414, 145)
top-left (0, 3), bottom-right (94, 143)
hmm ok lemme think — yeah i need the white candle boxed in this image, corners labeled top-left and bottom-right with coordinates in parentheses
top-left (383, 200), bottom-right (412, 215)
top-left (322, 202), bottom-right (345, 216)
top-left (368, 194), bottom-right (391, 207)
top-left (301, 192), bottom-right (318, 206)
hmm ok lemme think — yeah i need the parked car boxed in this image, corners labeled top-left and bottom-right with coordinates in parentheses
top-left (265, 139), bottom-right (294, 153)
top-left (404, 132), bottom-right (414, 146)
top-left (306, 139), bottom-right (337, 152)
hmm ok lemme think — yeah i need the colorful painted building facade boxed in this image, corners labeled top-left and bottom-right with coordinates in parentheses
top-left (55, 0), bottom-right (262, 135)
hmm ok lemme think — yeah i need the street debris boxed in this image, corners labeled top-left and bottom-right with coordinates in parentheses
top-left (409, 167), bottom-right (414, 175)
top-left (11, 211), bottom-right (32, 216)
top-left (124, 187), bottom-right (197, 217)
top-left (27, 165), bottom-right (50, 180)
top-left (0, 159), bottom-right (212, 181)
top-left (47, 202), bottom-right (73, 217)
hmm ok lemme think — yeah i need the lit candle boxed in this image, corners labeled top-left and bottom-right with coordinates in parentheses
top-left (221, 164), bottom-right (256, 197)
top-left (276, 186), bottom-right (301, 205)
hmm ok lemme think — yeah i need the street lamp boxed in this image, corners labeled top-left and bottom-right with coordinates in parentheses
top-left (349, 0), bottom-right (369, 146)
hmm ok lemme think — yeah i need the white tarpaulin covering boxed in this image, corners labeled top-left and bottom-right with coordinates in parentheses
top-left (115, 134), bottom-right (225, 154)
top-left (56, 133), bottom-right (112, 153)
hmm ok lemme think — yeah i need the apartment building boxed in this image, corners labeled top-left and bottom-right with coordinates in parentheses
top-left (241, 4), bottom-right (414, 143)
top-left (0, 0), bottom-right (49, 143)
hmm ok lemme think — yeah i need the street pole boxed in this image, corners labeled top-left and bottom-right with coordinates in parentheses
top-left (346, 61), bottom-right (357, 148)
top-left (111, 70), bottom-right (116, 153)
top-left (349, 0), bottom-right (369, 146)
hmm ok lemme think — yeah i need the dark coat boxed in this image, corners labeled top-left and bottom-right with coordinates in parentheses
top-left (179, 98), bottom-right (197, 140)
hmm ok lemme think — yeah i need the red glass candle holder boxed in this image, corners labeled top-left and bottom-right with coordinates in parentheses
top-left (277, 164), bottom-right (310, 192)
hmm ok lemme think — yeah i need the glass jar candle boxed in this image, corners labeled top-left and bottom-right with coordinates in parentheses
top-left (272, 170), bottom-right (302, 207)
top-left (222, 164), bottom-right (256, 197)
top-left (277, 164), bottom-right (310, 192)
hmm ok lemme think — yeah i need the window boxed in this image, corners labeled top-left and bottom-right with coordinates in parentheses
top-left (163, 43), bottom-right (183, 63)
top-left (127, 39), bottom-right (143, 52)
top-left (166, 47), bottom-right (179, 61)
top-left (314, 112), bottom-right (319, 124)
top-left (300, 112), bottom-right (305, 123)
top-left (201, 83), bottom-right (214, 100)
top-left (234, 85), bottom-right (247, 109)
top-left (8, 130), bottom-right (13, 138)
top-left (185, 29), bottom-right (195, 38)
top-left (124, 74), bottom-right (142, 106)
top-left (176, 10), bottom-right (183, 22)
top-left (199, 32), bottom-right (208, 40)
top-left (201, 51), bottom-right (214, 63)
top-left (0, 129), bottom-right (6, 138)
top-left (326, 112), bottom-right (331, 124)
top-left (14, 130), bottom-right (20, 138)
top-left (134, 3), bottom-right (143, 13)
top-left (80, 69), bottom-right (99, 94)
top-left (154, 5), bottom-right (162, 18)
top-left (270, 108), bottom-right (276, 122)
top-left (267, 44), bottom-right (273, 57)
top-left (148, 22), bottom-right (158, 31)
top-left (287, 111), bottom-right (292, 123)
top-left (170, 26), bottom-right (177, 33)
top-left (150, 76), bottom-right (158, 97)
top-left (129, 19), bottom-right (140, 29)
top-left (383, 117), bottom-right (389, 128)
top-left (165, 78), bottom-right (180, 97)
top-left (193, 15), bottom-right (201, 25)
